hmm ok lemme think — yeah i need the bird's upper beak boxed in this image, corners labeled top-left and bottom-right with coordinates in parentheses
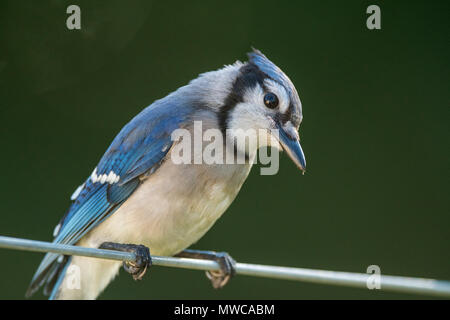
top-left (276, 122), bottom-right (306, 173)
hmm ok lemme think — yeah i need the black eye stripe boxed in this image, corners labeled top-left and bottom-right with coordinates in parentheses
top-left (218, 62), bottom-right (295, 134)
top-left (280, 103), bottom-right (292, 123)
top-left (218, 63), bottom-right (270, 135)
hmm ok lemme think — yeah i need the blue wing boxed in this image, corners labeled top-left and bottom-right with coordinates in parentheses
top-left (26, 100), bottom-right (191, 297)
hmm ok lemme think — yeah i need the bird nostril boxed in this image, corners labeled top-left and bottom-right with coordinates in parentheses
top-left (283, 125), bottom-right (299, 141)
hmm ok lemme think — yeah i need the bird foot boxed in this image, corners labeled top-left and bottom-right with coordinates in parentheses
top-left (175, 249), bottom-right (236, 289)
top-left (99, 242), bottom-right (152, 281)
top-left (205, 252), bottom-right (236, 289)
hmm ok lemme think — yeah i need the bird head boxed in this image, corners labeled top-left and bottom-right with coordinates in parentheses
top-left (213, 49), bottom-right (306, 172)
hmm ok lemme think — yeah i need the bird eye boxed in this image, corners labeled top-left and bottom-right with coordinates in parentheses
top-left (264, 93), bottom-right (279, 109)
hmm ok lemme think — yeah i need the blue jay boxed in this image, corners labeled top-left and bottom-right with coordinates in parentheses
top-left (26, 50), bottom-right (306, 299)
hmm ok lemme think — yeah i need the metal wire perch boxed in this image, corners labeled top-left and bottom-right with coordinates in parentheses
top-left (0, 235), bottom-right (449, 298)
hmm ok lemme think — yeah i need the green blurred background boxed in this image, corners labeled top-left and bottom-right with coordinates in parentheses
top-left (0, 0), bottom-right (448, 299)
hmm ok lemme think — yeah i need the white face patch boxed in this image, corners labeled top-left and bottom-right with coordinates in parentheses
top-left (226, 84), bottom-right (278, 156)
top-left (228, 84), bottom-right (268, 132)
top-left (90, 167), bottom-right (120, 184)
top-left (243, 84), bottom-right (265, 110)
top-left (263, 79), bottom-right (290, 114)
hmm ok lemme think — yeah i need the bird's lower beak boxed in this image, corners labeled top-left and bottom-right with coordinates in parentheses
top-left (276, 122), bottom-right (306, 173)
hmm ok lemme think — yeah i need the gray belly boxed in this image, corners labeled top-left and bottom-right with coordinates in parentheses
top-left (81, 160), bottom-right (252, 256)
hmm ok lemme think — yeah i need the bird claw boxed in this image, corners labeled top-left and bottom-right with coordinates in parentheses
top-left (122, 245), bottom-right (151, 280)
top-left (99, 242), bottom-right (152, 281)
top-left (204, 252), bottom-right (236, 289)
top-left (175, 249), bottom-right (237, 289)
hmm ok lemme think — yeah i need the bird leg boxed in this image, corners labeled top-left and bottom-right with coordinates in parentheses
top-left (99, 242), bottom-right (152, 281)
top-left (175, 249), bottom-right (236, 289)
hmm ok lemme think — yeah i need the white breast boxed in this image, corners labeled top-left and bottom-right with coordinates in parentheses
top-left (81, 159), bottom-right (253, 256)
